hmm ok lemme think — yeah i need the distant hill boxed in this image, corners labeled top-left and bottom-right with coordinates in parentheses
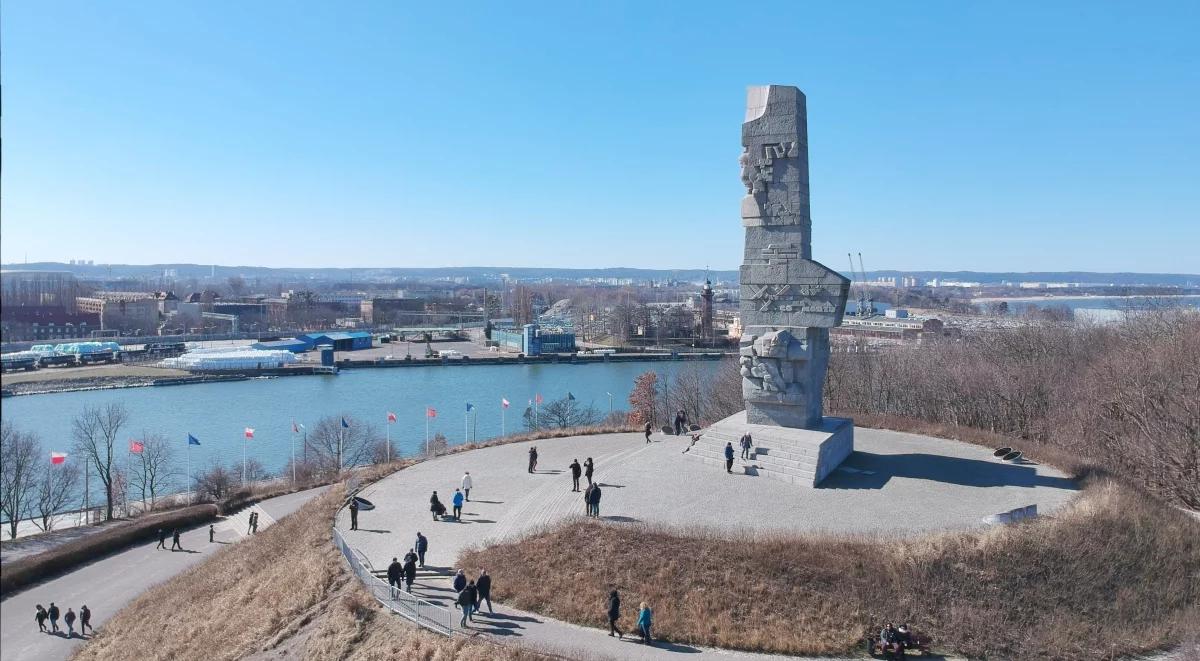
top-left (2, 262), bottom-right (1197, 287)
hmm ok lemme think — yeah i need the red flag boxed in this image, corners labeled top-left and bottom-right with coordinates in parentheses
top-left (535, 393), bottom-right (543, 404)
top-left (425, 407), bottom-right (437, 418)
top-left (387, 411), bottom-right (397, 423)
top-left (130, 440), bottom-right (145, 454)
top-left (501, 398), bottom-right (510, 409)
top-left (244, 427), bottom-right (255, 439)
top-left (50, 452), bottom-right (67, 465)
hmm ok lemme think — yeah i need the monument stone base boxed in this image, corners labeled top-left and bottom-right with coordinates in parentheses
top-left (685, 411), bottom-right (853, 487)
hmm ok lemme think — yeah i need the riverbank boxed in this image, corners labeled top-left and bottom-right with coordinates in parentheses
top-left (1, 351), bottom-right (727, 396)
top-left (971, 293), bottom-right (1200, 303)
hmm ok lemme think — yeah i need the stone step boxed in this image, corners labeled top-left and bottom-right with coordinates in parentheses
top-left (687, 445), bottom-right (818, 481)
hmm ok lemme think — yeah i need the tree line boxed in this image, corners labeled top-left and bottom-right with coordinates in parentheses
top-left (626, 309), bottom-right (1198, 509)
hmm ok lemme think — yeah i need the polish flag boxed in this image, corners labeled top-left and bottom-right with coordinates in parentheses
top-left (501, 398), bottom-right (510, 409)
top-left (535, 393), bottom-right (543, 404)
top-left (387, 411), bottom-right (397, 423)
top-left (130, 440), bottom-right (145, 454)
top-left (244, 427), bottom-right (255, 439)
top-left (426, 407), bottom-right (437, 418)
top-left (50, 452), bottom-right (68, 465)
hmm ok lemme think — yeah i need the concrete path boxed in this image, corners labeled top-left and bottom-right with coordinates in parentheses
top-left (337, 428), bottom-right (1076, 660)
top-left (0, 486), bottom-right (327, 661)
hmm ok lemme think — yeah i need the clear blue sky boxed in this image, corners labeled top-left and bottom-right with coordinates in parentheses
top-left (3, 1), bottom-right (1197, 273)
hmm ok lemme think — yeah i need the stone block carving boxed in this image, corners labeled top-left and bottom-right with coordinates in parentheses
top-left (737, 85), bottom-right (850, 429)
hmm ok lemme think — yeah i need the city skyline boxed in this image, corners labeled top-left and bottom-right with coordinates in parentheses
top-left (2, 2), bottom-right (1198, 272)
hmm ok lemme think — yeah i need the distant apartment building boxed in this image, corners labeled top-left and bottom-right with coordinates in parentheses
top-left (0, 270), bottom-right (100, 341)
top-left (361, 298), bottom-right (426, 325)
top-left (76, 293), bottom-right (161, 334)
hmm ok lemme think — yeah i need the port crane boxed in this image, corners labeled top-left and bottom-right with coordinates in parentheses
top-left (847, 252), bottom-right (877, 317)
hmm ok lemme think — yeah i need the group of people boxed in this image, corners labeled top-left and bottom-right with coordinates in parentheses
top-left (568, 457), bottom-right (595, 491)
top-left (386, 532), bottom-right (430, 595)
top-left (155, 527), bottom-right (184, 551)
top-left (34, 603), bottom-right (92, 638)
top-left (452, 568), bottom-right (493, 627)
top-left (427, 471), bottom-right (477, 522)
top-left (877, 622), bottom-right (918, 658)
top-left (605, 590), bottom-right (654, 645)
top-left (246, 511), bottom-right (261, 535)
top-left (722, 432), bottom-right (755, 473)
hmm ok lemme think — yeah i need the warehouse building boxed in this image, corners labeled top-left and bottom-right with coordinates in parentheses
top-left (299, 331), bottom-right (373, 351)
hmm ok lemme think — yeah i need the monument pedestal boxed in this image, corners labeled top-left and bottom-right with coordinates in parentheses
top-left (686, 411), bottom-right (853, 487)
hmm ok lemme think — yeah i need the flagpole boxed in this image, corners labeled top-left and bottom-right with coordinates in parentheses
top-left (242, 433), bottom-right (247, 485)
top-left (386, 419), bottom-right (391, 464)
top-left (465, 410), bottom-right (469, 445)
top-left (187, 443), bottom-right (192, 505)
top-left (502, 405), bottom-right (506, 437)
top-left (472, 410), bottom-right (477, 442)
top-left (291, 427), bottom-right (296, 485)
top-left (424, 415), bottom-right (429, 456)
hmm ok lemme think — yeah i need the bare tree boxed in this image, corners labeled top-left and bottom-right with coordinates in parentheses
top-left (32, 459), bottom-right (82, 532)
top-left (628, 371), bottom-right (658, 426)
top-left (72, 403), bottom-right (129, 520)
top-left (527, 396), bottom-right (600, 430)
top-left (194, 460), bottom-right (236, 501)
top-left (426, 432), bottom-right (449, 458)
top-left (307, 415), bottom-right (383, 473)
top-left (129, 433), bottom-right (179, 510)
top-left (1, 421), bottom-right (40, 539)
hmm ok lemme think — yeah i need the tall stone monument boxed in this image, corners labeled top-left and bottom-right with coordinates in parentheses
top-left (688, 85), bottom-right (853, 486)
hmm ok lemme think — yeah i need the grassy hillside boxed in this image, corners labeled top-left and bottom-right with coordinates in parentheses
top-left (460, 479), bottom-right (1200, 660)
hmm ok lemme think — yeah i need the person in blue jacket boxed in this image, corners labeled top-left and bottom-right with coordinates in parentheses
top-left (724, 442), bottom-right (735, 473)
top-left (452, 489), bottom-right (465, 521)
top-left (637, 601), bottom-right (653, 644)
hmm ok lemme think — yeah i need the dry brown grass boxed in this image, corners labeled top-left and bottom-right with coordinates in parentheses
top-left (71, 482), bottom-right (553, 661)
top-left (460, 478), bottom-right (1200, 661)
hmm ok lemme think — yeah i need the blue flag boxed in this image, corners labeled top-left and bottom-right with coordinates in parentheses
top-left (341, 417), bottom-right (350, 428)
top-left (466, 403), bottom-right (475, 412)
top-left (187, 434), bottom-right (201, 446)
top-left (567, 392), bottom-right (576, 401)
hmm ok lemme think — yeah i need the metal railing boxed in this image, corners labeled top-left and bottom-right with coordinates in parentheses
top-left (332, 527), bottom-right (455, 636)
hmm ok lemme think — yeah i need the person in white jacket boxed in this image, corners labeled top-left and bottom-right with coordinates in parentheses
top-left (461, 471), bottom-right (473, 501)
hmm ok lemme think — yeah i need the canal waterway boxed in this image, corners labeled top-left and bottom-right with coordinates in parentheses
top-left (1, 360), bottom-right (721, 487)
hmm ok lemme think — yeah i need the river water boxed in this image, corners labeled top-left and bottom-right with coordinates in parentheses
top-left (1, 361), bottom-right (719, 487)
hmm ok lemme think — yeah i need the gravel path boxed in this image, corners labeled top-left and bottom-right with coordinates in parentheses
top-left (337, 427), bottom-right (1077, 659)
top-left (0, 486), bottom-right (327, 661)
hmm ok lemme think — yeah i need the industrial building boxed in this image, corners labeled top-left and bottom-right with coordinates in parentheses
top-left (299, 331), bottom-right (373, 351)
top-left (492, 323), bottom-right (576, 356)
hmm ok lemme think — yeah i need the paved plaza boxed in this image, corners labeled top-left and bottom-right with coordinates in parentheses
top-left (337, 427), bottom-right (1077, 659)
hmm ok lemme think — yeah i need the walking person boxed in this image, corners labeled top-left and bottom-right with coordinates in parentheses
top-left (415, 531), bottom-right (428, 567)
top-left (403, 555), bottom-right (417, 594)
top-left (584, 457), bottom-right (594, 485)
top-left (740, 431), bottom-right (753, 459)
top-left (590, 483), bottom-right (603, 517)
top-left (387, 557), bottom-right (402, 598)
top-left (606, 590), bottom-right (623, 639)
top-left (724, 442), bottom-right (735, 473)
top-left (349, 498), bottom-right (359, 530)
top-left (48, 603), bottom-right (60, 633)
top-left (251, 511), bottom-right (259, 534)
top-left (583, 483), bottom-right (594, 515)
top-left (247, 511), bottom-right (255, 536)
top-left (527, 446), bottom-right (538, 473)
top-left (569, 459), bottom-right (582, 491)
top-left (637, 601), bottom-right (654, 644)
top-left (683, 432), bottom-right (701, 454)
top-left (674, 410), bottom-right (685, 435)
top-left (452, 489), bottom-right (464, 521)
top-left (171, 528), bottom-right (183, 551)
top-left (461, 471), bottom-right (473, 501)
top-left (156, 528), bottom-right (166, 550)
top-left (457, 580), bottom-right (478, 627)
top-left (644, 421), bottom-right (653, 443)
top-left (209, 524), bottom-right (215, 543)
top-left (64, 608), bottom-right (77, 637)
top-left (35, 604), bottom-right (48, 633)
top-left (476, 569), bottom-right (493, 614)
top-left (80, 605), bottom-right (93, 635)
top-left (430, 491), bottom-right (445, 521)
top-left (453, 568), bottom-right (467, 605)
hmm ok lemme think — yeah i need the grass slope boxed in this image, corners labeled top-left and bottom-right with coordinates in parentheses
top-left (460, 479), bottom-right (1200, 660)
top-left (71, 485), bottom-right (548, 661)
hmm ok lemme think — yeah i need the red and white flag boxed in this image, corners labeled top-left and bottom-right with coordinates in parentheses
top-left (244, 427), bottom-right (255, 439)
top-left (50, 452), bottom-right (68, 465)
top-left (425, 407), bottom-right (437, 418)
top-left (501, 398), bottom-right (510, 409)
top-left (387, 411), bottom-right (397, 423)
top-left (535, 393), bottom-right (543, 404)
top-left (130, 440), bottom-right (145, 454)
